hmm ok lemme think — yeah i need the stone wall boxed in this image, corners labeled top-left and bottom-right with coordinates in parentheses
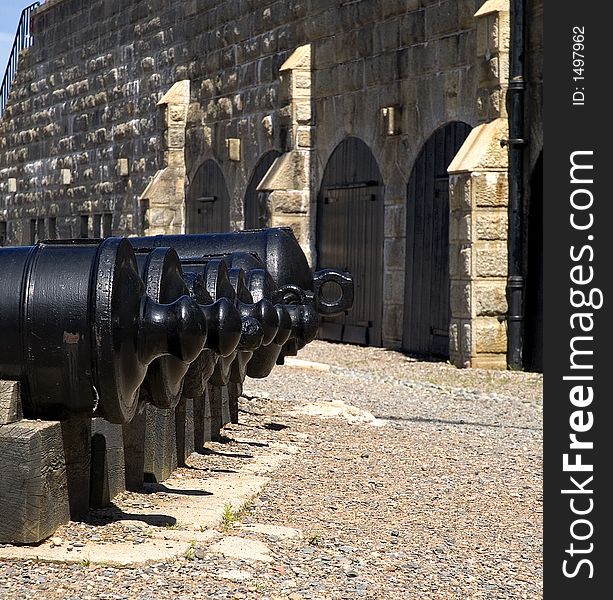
top-left (0, 0), bottom-right (514, 357)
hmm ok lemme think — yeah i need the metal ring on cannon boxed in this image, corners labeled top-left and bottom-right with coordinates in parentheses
top-left (312, 269), bottom-right (355, 317)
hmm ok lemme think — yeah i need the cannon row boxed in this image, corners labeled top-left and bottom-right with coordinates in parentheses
top-left (0, 228), bottom-right (354, 544)
top-left (0, 228), bottom-right (352, 424)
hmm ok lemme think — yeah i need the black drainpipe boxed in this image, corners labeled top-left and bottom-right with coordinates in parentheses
top-left (505, 0), bottom-right (526, 370)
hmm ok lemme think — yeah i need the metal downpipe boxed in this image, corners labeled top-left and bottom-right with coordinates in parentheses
top-left (506, 0), bottom-right (526, 369)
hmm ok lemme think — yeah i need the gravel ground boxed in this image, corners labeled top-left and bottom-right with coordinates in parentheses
top-left (0, 341), bottom-right (542, 599)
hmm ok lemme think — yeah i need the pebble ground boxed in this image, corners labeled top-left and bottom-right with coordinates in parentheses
top-left (0, 341), bottom-right (542, 599)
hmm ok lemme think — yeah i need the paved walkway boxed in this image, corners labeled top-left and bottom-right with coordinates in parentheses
top-left (0, 342), bottom-right (542, 599)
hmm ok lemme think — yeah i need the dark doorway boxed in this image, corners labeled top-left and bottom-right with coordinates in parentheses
top-left (403, 122), bottom-right (472, 357)
top-left (523, 151), bottom-right (543, 372)
top-left (186, 160), bottom-right (230, 233)
top-left (244, 151), bottom-right (280, 229)
top-left (316, 137), bottom-right (384, 346)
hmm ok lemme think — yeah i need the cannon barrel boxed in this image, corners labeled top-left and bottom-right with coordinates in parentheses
top-left (0, 238), bottom-right (207, 423)
top-left (130, 228), bottom-right (313, 291)
top-left (129, 227), bottom-right (353, 317)
top-left (129, 230), bottom-right (354, 382)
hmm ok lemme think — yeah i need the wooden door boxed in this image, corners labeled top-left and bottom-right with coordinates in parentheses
top-left (403, 122), bottom-right (472, 357)
top-left (186, 160), bottom-right (230, 233)
top-left (317, 138), bottom-right (384, 346)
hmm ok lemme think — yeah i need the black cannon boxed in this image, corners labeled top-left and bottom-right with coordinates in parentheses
top-left (0, 238), bottom-right (208, 423)
top-left (135, 250), bottom-right (283, 405)
top-left (129, 227), bottom-right (353, 381)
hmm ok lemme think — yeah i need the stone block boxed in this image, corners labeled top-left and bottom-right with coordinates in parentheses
top-left (292, 71), bottom-right (312, 94)
top-left (474, 281), bottom-right (507, 316)
top-left (476, 13), bottom-right (499, 57)
top-left (460, 320), bottom-right (473, 364)
top-left (0, 420), bottom-right (70, 544)
top-left (449, 175), bottom-right (471, 211)
top-left (425, 0), bottom-right (459, 37)
top-left (450, 281), bottom-right (471, 319)
top-left (449, 319), bottom-right (460, 356)
top-left (477, 86), bottom-right (503, 120)
top-left (474, 317), bottom-right (507, 354)
top-left (272, 190), bottom-right (308, 214)
top-left (258, 151), bottom-right (308, 191)
top-left (400, 10), bottom-right (426, 47)
top-left (382, 304), bottom-right (403, 344)
top-left (437, 34), bottom-right (462, 70)
top-left (384, 205), bottom-right (406, 238)
top-left (373, 20), bottom-right (399, 54)
top-left (475, 241), bottom-right (507, 277)
top-left (314, 37), bottom-right (336, 69)
top-left (167, 125), bottom-right (185, 149)
top-left (365, 53), bottom-right (396, 86)
top-left (449, 243), bottom-right (472, 279)
top-left (475, 209), bottom-right (508, 240)
top-left (449, 120), bottom-right (509, 174)
top-left (383, 270), bottom-right (405, 305)
top-left (296, 126), bottom-right (313, 148)
top-left (384, 238), bottom-right (405, 270)
top-left (294, 100), bottom-right (312, 124)
top-left (472, 172), bottom-right (508, 207)
top-left (226, 137), bottom-right (241, 161)
top-left (471, 354), bottom-right (507, 370)
top-left (449, 210), bottom-right (471, 243)
top-left (117, 158), bottom-right (129, 177)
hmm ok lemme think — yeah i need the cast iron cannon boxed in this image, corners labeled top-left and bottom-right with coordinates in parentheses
top-left (129, 228), bottom-right (354, 380)
top-left (0, 238), bottom-right (207, 423)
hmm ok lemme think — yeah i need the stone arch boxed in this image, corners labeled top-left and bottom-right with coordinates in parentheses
top-left (403, 121), bottom-right (472, 357)
top-left (243, 150), bottom-right (281, 230)
top-left (316, 136), bottom-right (384, 346)
top-left (185, 159), bottom-right (231, 233)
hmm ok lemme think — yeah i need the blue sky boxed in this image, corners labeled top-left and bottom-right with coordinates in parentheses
top-left (0, 1), bottom-right (42, 79)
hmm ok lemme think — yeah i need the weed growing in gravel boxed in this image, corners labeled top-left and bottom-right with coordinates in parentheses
top-left (184, 543), bottom-right (195, 561)
top-left (221, 503), bottom-right (238, 531)
top-left (220, 498), bottom-right (256, 531)
top-left (308, 532), bottom-right (322, 546)
top-left (79, 558), bottom-right (90, 567)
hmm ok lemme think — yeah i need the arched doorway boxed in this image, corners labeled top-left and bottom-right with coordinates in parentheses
top-left (244, 150), bottom-right (280, 229)
top-left (186, 160), bottom-right (230, 233)
top-left (523, 151), bottom-right (543, 372)
top-left (403, 122), bottom-right (472, 357)
top-left (316, 137), bottom-right (384, 346)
